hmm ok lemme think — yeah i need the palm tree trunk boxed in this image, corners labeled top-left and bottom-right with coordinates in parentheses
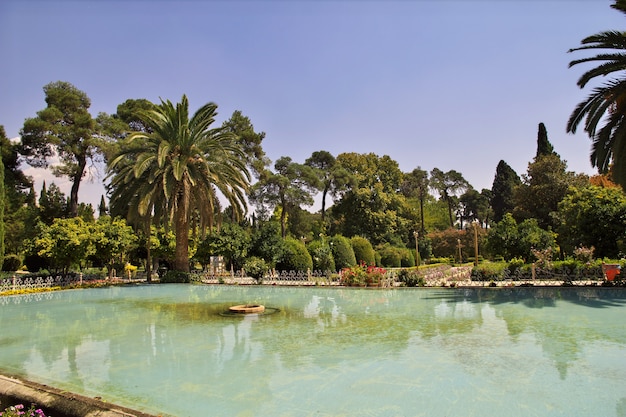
top-left (174, 182), bottom-right (191, 272)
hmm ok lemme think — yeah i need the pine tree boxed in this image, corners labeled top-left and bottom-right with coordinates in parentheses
top-left (0, 143), bottom-right (5, 270)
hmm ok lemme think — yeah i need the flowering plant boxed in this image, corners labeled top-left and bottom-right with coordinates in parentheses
top-left (341, 261), bottom-right (386, 286)
top-left (0, 403), bottom-right (47, 417)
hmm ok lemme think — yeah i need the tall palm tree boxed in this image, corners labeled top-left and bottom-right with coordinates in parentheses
top-left (107, 95), bottom-right (250, 272)
top-left (567, 1), bottom-right (626, 187)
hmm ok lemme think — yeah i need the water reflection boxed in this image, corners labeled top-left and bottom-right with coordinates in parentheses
top-left (0, 286), bottom-right (625, 416)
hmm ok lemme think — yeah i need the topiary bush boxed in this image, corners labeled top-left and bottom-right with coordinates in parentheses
top-left (2, 254), bottom-right (22, 272)
top-left (160, 270), bottom-right (190, 283)
top-left (378, 244), bottom-right (402, 268)
top-left (330, 235), bottom-right (356, 270)
top-left (351, 236), bottom-right (375, 266)
top-left (399, 247), bottom-right (415, 267)
top-left (276, 237), bottom-right (313, 271)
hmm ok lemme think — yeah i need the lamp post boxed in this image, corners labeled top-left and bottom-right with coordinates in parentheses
top-left (413, 230), bottom-right (421, 267)
top-left (457, 238), bottom-right (462, 266)
top-left (473, 221), bottom-right (479, 267)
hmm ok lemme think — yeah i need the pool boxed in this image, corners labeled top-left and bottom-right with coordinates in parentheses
top-left (1, 285), bottom-right (625, 416)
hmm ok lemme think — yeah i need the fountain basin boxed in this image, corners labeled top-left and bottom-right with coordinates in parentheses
top-left (228, 304), bottom-right (265, 314)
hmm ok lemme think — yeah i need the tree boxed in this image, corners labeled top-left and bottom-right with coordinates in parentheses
top-left (567, 1), bottom-right (626, 188)
top-left (491, 160), bottom-right (521, 222)
top-left (556, 185), bottom-right (626, 258)
top-left (221, 110), bottom-right (269, 179)
top-left (90, 216), bottom-right (138, 278)
top-left (30, 217), bottom-right (95, 273)
top-left (196, 223), bottom-right (251, 270)
top-left (305, 150), bottom-right (350, 222)
top-left (250, 156), bottom-right (319, 238)
top-left (458, 188), bottom-right (491, 228)
top-left (98, 195), bottom-right (108, 217)
top-left (20, 81), bottom-right (101, 217)
top-left (38, 182), bottom-right (68, 224)
top-left (536, 123), bottom-right (558, 159)
top-left (429, 168), bottom-right (469, 228)
top-left (485, 213), bottom-right (555, 261)
top-left (513, 154), bottom-right (587, 230)
top-left (401, 167), bottom-right (429, 233)
top-left (331, 153), bottom-right (414, 245)
top-left (107, 95), bottom-right (250, 272)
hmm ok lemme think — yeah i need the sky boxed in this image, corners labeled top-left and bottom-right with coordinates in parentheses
top-left (1, 0), bottom-right (623, 211)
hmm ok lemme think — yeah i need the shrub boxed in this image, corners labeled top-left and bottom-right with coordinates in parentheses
top-left (277, 237), bottom-right (313, 271)
top-left (397, 268), bottom-right (424, 287)
top-left (307, 240), bottom-right (336, 272)
top-left (351, 236), bottom-right (375, 265)
top-left (378, 244), bottom-right (402, 268)
top-left (160, 270), bottom-right (190, 283)
top-left (244, 257), bottom-right (268, 281)
top-left (506, 257), bottom-right (525, 275)
top-left (330, 235), bottom-right (356, 270)
top-left (23, 254), bottom-right (50, 273)
top-left (399, 248), bottom-right (415, 267)
top-left (2, 254), bottom-right (21, 272)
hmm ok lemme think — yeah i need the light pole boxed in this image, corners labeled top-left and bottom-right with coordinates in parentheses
top-left (413, 230), bottom-right (421, 267)
top-left (457, 238), bottom-right (462, 266)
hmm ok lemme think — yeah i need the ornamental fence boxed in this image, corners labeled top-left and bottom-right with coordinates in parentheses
top-left (0, 264), bottom-right (613, 295)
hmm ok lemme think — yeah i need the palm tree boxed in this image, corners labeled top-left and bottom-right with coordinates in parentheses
top-left (107, 95), bottom-right (250, 272)
top-left (567, 1), bottom-right (626, 187)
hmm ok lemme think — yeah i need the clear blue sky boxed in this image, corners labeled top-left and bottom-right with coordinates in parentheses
top-left (0, 0), bottom-right (622, 210)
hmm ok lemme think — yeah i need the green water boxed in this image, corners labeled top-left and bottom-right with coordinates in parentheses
top-left (0, 285), bottom-right (625, 417)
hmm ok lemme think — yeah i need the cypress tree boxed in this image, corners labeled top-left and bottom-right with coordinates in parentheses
top-left (536, 123), bottom-right (559, 159)
top-left (491, 160), bottom-right (521, 223)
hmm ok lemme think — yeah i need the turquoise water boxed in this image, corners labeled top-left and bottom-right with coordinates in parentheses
top-left (0, 285), bottom-right (625, 417)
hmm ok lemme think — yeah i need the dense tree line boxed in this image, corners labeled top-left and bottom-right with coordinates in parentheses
top-left (1, 1), bottom-right (626, 274)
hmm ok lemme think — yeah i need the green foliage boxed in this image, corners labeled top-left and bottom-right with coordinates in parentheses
top-left (536, 122), bottom-right (558, 159)
top-left (243, 256), bottom-right (268, 280)
top-left (491, 160), bottom-right (521, 223)
top-left (277, 237), bottom-right (313, 271)
top-left (2, 254), bottom-right (21, 271)
top-left (350, 236), bottom-right (375, 265)
top-left (331, 153), bottom-right (413, 245)
top-left (19, 81), bottom-right (99, 217)
top-left (556, 185), bottom-right (626, 258)
top-left (430, 168), bottom-right (469, 227)
top-left (90, 216), bottom-right (138, 278)
top-left (471, 261), bottom-right (507, 281)
top-left (29, 218), bottom-right (95, 273)
top-left (160, 270), bottom-right (190, 283)
top-left (397, 268), bottom-right (425, 287)
top-left (485, 214), bottom-right (555, 261)
top-left (377, 243), bottom-right (408, 268)
top-left (513, 154), bottom-right (587, 230)
top-left (107, 95), bottom-right (250, 272)
top-left (399, 247), bottom-right (415, 267)
top-left (507, 257), bottom-right (525, 274)
top-left (196, 223), bottom-right (250, 269)
top-left (329, 235), bottom-right (356, 269)
top-left (307, 239), bottom-right (336, 272)
top-left (250, 156), bottom-right (319, 238)
top-left (249, 221), bottom-right (285, 266)
top-left (567, 3), bottom-right (626, 187)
